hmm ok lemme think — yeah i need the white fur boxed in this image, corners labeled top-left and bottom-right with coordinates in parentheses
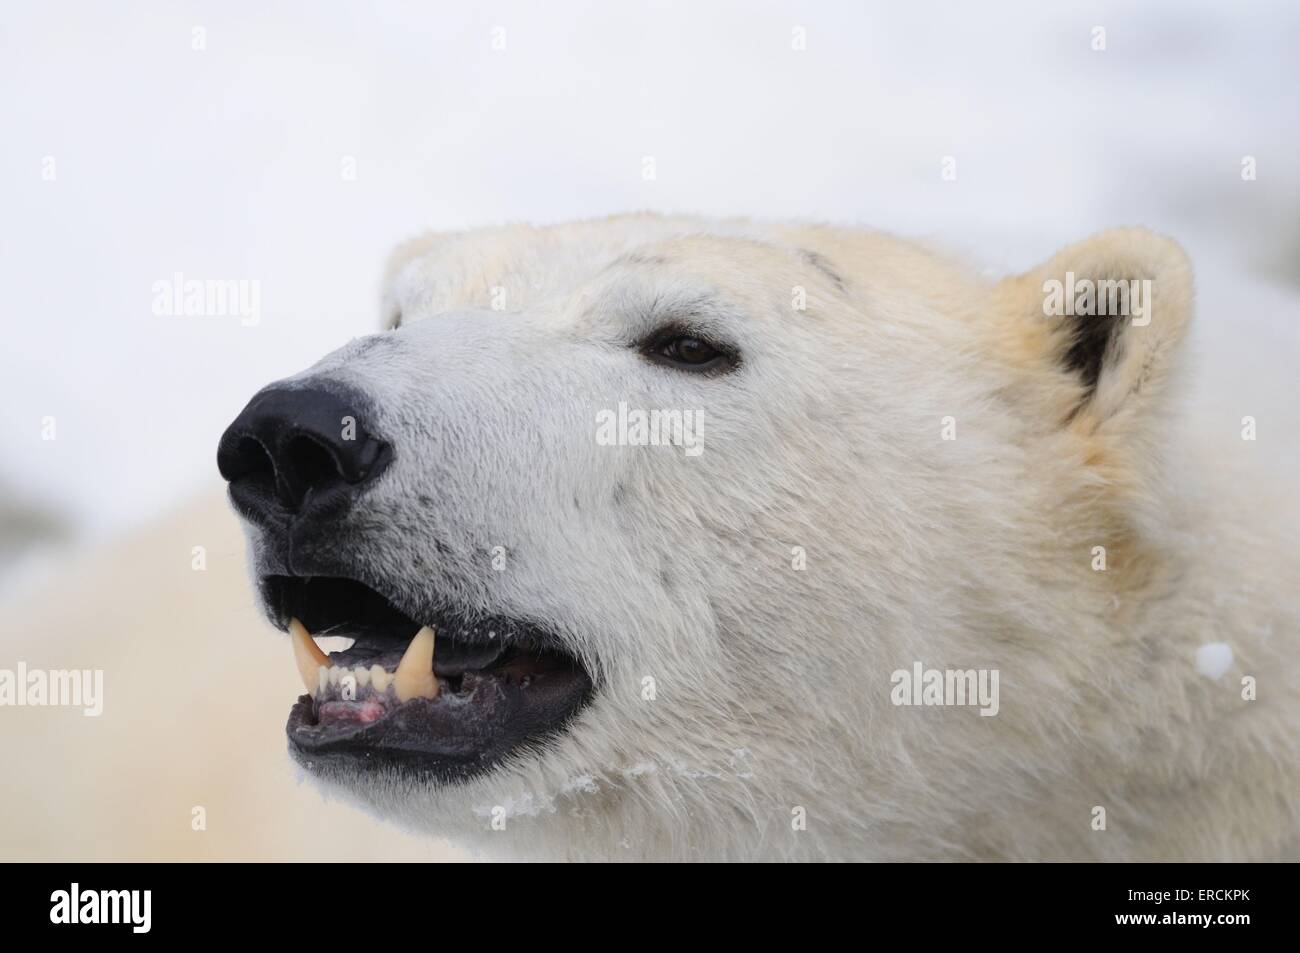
top-left (253, 214), bottom-right (1299, 861)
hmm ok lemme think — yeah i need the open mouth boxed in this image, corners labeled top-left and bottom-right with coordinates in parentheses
top-left (265, 576), bottom-right (594, 781)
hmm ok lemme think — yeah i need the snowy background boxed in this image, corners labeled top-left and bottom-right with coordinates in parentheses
top-left (0, 0), bottom-right (1297, 863)
top-left (3, 0), bottom-right (1298, 576)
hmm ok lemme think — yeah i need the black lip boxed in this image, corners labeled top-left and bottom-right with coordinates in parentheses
top-left (270, 574), bottom-right (595, 783)
top-left (287, 662), bottom-right (593, 782)
top-left (260, 575), bottom-right (563, 652)
top-left (261, 574), bottom-right (416, 636)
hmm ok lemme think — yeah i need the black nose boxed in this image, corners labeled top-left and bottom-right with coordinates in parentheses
top-left (217, 384), bottom-right (392, 522)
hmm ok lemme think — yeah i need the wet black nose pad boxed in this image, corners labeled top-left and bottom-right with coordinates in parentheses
top-left (217, 385), bottom-right (392, 519)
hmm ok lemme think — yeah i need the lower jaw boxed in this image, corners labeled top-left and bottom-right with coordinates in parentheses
top-left (288, 697), bottom-right (484, 781)
top-left (286, 668), bottom-right (594, 783)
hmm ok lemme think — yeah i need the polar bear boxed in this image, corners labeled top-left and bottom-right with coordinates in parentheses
top-left (217, 214), bottom-right (1299, 861)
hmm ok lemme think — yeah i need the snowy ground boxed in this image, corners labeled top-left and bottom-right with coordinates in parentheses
top-left (1, 0), bottom-right (1297, 576)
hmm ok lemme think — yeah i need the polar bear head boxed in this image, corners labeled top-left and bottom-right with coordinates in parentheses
top-left (218, 214), bottom-right (1195, 860)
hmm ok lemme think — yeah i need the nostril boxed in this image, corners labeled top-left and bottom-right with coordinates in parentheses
top-left (281, 434), bottom-right (345, 503)
top-left (218, 434), bottom-right (275, 485)
top-left (216, 433), bottom-right (281, 521)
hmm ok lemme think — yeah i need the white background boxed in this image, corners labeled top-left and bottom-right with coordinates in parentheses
top-left (2, 0), bottom-right (1297, 553)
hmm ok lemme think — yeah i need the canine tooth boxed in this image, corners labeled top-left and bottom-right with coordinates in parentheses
top-left (370, 665), bottom-right (390, 693)
top-left (290, 618), bottom-right (330, 697)
top-left (393, 626), bottom-right (438, 701)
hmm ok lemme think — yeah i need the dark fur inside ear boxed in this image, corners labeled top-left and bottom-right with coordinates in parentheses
top-left (1003, 228), bottom-right (1194, 425)
top-left (1061, 310), bottom-right (1125, 397)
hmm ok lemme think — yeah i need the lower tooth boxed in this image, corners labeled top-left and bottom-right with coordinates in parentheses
top-left (370, 665), bottom-right (390, 693)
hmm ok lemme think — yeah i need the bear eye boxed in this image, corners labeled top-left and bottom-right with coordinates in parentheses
top-left (643, 331), bottom-right (736, 373)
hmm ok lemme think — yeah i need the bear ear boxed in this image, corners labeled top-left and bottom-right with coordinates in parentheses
top-left (379, 231), bottom-right (449, 330)
top-left (992, 228), bottom-right (1194, 428)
